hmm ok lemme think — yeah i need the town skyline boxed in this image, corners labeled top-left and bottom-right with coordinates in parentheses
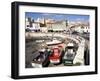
top-left (25, 12), bottom-right (89, 22)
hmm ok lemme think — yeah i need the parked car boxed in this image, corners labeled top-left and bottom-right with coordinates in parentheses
top-left (63, 43), bottom-right (76, 66)
top-left (25, 28), bottom-right (31, 32)
top-left (31, 49), bottom-right (50, 68)
top-left (49, 47), bottom-right (63, 64)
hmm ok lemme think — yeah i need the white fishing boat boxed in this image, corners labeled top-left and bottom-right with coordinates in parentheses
top-left (46, 38), bottom-right (62, 45)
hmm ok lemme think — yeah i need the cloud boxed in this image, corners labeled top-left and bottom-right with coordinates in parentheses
top-left (76, 18), bottom-right (85, 21)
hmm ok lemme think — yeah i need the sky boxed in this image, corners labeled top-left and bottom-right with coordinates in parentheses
top-left (25, 12), bottom-right (89, 22)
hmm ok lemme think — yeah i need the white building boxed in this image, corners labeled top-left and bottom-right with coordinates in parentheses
top-left (74, 25), bottom-right (89, 33)
top-left (25, 17), bottom-right (31, 28)
top-left (26, 17), bottom-right (40, 31)
top-left (47, 21), bottom-right (67, 32)
top-left (31, 22), bottom-right (40, 31)
top-left (40, 27), bottom-right (48, 33)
